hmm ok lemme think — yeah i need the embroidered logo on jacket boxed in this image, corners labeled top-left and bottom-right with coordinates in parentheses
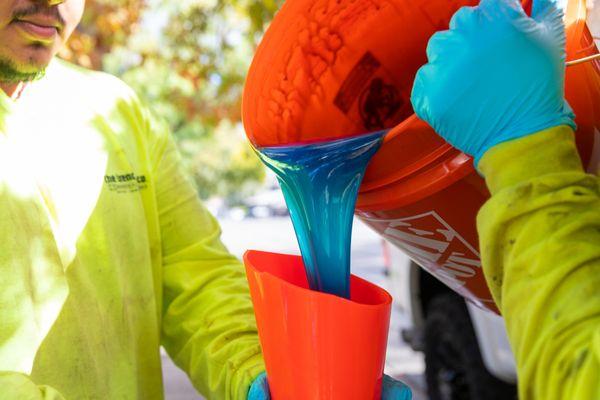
top-left (104, 173), bottom-right (147, 193)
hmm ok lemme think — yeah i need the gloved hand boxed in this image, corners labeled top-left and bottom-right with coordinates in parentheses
top-left (411, 0), bottom-right (576, 166)
top-left (382, 374), bottom-right (413, 399)
top-left (247, 372), bottom-right (412, 399)
top-left (248, 372), bottom-right (270, 400)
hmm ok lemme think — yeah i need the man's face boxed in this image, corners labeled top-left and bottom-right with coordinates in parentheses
top-left (0, 0), bottom-right (85, 83)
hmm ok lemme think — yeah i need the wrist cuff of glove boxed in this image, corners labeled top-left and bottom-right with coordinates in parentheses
top-left (478, 125), bottom-right (584, 194)
top-left (473, 111), bottom-right (578, 168)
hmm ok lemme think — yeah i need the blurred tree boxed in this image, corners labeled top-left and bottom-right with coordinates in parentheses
top-left (60, 0), bottom-right (144, 69)
top-left (60, 0), bottom-right (284, 202)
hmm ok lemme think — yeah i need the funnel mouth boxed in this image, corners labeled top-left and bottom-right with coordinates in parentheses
top-left (244, 250), bottom-right (392, 307)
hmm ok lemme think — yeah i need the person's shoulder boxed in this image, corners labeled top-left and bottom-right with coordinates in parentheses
top-left (46, 59), bottom-right (167, 145)
top-left (48, 58), bottom-right (141, 106)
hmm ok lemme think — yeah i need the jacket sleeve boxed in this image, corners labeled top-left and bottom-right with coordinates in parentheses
top-left (477, 126), bottom-right (600, 400)
top-left (150, 124), bottom-right (264, 400)
top-left (0, 373), bottom-right (65, 400)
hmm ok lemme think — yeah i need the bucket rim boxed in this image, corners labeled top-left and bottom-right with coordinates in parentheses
top-left (360, 114), bottom-right (456, 193)
top-left (357, 151), bottom-right (475, 212)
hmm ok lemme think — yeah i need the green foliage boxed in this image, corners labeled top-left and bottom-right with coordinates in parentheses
top-left (69, 0), bottom-right (284, 200)
top-left (180, 121), bottom-right (266, 202)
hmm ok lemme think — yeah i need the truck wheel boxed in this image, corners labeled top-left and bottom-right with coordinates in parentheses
top-left (424, 294), bottom-right (517, 400)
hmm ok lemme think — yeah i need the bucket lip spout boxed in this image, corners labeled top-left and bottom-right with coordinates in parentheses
top-left (243, 250), bottom-right (393, 308)
top-left (253, 129), bottom-right (388, 151)
top-left (360, 114), bottom-right (458, 193)
top-left (357, 115), bottom-right (476, 212)
top-left (357, 150), bottom-right (475, 212)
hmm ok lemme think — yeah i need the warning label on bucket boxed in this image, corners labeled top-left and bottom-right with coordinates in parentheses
top-left (334, 52), bottom-right (381, 114)
top-left (334, 52), bottom-right (406, 131)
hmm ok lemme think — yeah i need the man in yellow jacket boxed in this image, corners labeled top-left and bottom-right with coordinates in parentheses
top-left (0, 1), bottom-right (266, 399)
top-left (0, 1), bottom-right (417, 399)
top-left (412, 0), bottom-right (599, 398)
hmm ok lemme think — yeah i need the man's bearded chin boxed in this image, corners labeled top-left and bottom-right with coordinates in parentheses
top-left (0, 55), bottom-right (45, 84)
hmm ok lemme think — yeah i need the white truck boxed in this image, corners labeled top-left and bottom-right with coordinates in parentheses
top-left (384, 242), bottom-right (517, 400)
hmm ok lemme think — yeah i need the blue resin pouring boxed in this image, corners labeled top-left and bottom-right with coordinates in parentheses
top-left (256, 130), bottom-right (385, 298)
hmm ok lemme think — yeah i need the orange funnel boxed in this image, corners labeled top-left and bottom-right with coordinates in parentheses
top-left (244, 251), bottom-right (392, 400)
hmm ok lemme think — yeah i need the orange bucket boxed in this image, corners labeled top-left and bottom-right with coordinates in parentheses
top-left (244, 250), bottom-right (392, 400)
top-left (356, 0), bottom-right (600, 313)
top-left (242, 0), bottom-right (479, 147)
top-left (243, 0), bottom-right (600, 313)
top-left (354, 117), bottom-right (495, 308)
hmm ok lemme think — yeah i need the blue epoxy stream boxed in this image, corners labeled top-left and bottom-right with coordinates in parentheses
top-left (256, 131), bottom-right (386, 298)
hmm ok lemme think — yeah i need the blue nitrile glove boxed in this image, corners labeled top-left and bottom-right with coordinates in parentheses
top-left (382, 374), bottom-right (413, 399)
top-left (411, 0), bottom-right (576, 166)
top-left (248, 372), bottom-right (270, 400)
top-left (247, 372), bottom-right (412, 399)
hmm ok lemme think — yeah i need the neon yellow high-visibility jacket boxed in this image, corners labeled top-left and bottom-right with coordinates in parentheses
top-left (0, 59), bottom-right (264, 400)
top-left (478, 126), bottom-right (600, 400)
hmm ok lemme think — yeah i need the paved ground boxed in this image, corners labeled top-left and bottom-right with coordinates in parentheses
top-left (161, 216), bottom-right (428, 399)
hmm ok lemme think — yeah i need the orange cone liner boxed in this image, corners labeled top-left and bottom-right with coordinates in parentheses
top-left (244, 251), bottom-right (392, 400)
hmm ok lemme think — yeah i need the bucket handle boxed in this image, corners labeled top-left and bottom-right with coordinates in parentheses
top-left (566, 53), bottom-right (600, 66)
top-left (563, 0), bottom-right (600, 66)
top-left (522, 0), bottom-right (599, 67)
